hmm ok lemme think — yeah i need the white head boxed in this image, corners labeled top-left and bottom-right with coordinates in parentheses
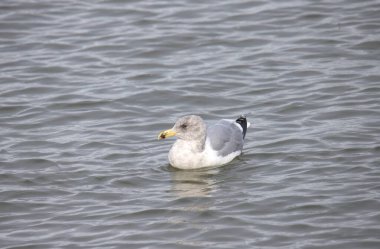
top-left (158, 115), bottom-right (206, 141)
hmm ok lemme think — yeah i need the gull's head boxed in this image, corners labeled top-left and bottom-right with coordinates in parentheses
top-left (158, 115), bottom-right (206, 141)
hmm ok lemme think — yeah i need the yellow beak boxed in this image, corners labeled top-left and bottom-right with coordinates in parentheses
top-left (158, 129), bottom-right (176, 140)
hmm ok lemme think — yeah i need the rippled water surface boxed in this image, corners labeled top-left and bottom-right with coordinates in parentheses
top-left (1, 0), bottom-right (380, 248)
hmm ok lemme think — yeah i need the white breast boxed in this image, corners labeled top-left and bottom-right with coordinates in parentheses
top-left (168, 138), bottom-right (241, 169)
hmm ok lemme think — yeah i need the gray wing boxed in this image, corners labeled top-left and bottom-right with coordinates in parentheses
top-left (207, 120), bottom-right (244, 157)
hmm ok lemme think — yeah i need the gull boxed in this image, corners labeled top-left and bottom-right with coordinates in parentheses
top-left (158, 115), bottom-right (249, 169)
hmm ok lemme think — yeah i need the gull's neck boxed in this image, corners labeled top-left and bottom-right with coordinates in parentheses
top-left (176, 136), bottom-right (205, 153)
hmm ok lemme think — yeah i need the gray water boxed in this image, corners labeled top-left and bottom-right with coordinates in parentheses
top-left (1, 0), bottom-right (380, 248)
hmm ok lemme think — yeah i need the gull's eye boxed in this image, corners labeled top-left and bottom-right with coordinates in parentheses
top-left (180, 124), bottom-right (187, 129)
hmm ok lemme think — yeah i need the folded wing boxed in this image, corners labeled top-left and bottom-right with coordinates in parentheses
top-left (207, 120), bottom-right (244, 157)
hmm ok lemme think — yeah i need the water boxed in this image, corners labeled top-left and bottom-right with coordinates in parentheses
top-left (1, 0), bottom-right (380, 248)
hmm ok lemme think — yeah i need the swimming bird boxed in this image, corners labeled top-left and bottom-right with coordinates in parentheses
top-left (158, 115), bottom-right (249, 169)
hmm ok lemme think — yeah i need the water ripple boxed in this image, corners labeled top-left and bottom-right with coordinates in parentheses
top-left (1, 0), bottom-right (380, 248)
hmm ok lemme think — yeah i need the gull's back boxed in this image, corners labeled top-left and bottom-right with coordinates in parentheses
top-left (206, 119), bottom-right (245, 157)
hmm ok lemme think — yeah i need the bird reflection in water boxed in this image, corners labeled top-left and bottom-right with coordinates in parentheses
top-left (169, 166), bottom-right (220, 198)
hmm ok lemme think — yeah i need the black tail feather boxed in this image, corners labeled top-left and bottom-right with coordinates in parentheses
top-left (235, 115), bottom-right (247, 139)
